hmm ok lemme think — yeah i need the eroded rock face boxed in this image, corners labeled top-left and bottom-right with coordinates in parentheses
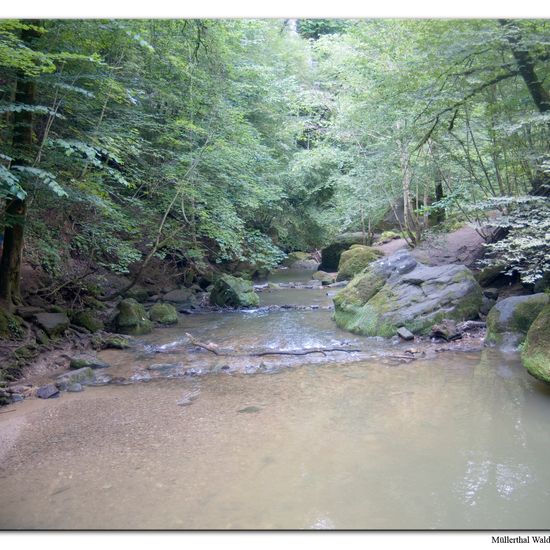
top-left (113, 298), bottom-right (153, 336)
top-left (485, 293), bottom-right (549, 347)
top-left (336, 245), bottom-right (383, 282)
top-left (209, 274), bottom-right (260, 308)
top-left (521, 304), bottom-right (550, 384)
top-left (333, 250), bottom-right (483, 337)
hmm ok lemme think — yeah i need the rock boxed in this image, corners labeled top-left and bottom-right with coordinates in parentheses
top-left (102, 335), bottom-right (131, 349)
top-left (521, 304), bottom-right (550, 384)
top-left (15, 306), bottom-right (45, 320)
top-left (336, 245), bottom-right (384, 282)
top-left (147, 362), bottom-right (184, 373)
top-left (113, 298), bottom-right (153, 335)
top-left (33, 312), bottom-right (70, 337)
top-left (319, 233), bottom-right (368, 272)
top-left (10, 393), bottom-right (24, 402)
top-left (35, 329), bottom-right (49, 345)
top-left (123, 285), bottom-right (150, 303)
top-left (67, 383), bottom-right (84, 392)
top-left (282, 252), bottom-right (318, 270)
top-left (475, 263), bottom-right (508, 287)
top-left (430, 319), bottom-right (462, 341)
top-left (36, 383), bottom-right (60, 399)
top-left (333, 250), bottom-right (482, 337)
top-left (72, 310), bottom-right (104, 332)
top-left (56, 367), bottom-right (95, 389)
top-left (483, 288), bottom-right (499, 300)
top-left (149, 303), bottom-right (178, 325)
top-left (480, 295), bottom-right (496, 315)
top-left (485, 293), bottom-right (548, 347)
top-left (209, 274), bottom-right (260, 308)
top-left (69, 354), bottom-right (110, 369)
top-left (375, 230), bottom-right (401, 245)
top-left (163, 288), bottom-right (195, 304)
top-left (130, 371), bottom-right (152, 383)
top-left (397, 327), bottom-right (414, 341)
top-left (327, 281), bottom-right (348, 288)
top-left (88, 373), bottom-right (113, 386)
top-left (312, 271), bottom-right (336, 285)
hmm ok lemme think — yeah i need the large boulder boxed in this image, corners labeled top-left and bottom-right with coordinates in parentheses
top-left (485, 293), bottom-right (549, 347)
top-left (282, 252), bottom-right (319, 270)
top-left (149, 303), bottom-right (178, 325)
top-left (72, 310), bottom-right (104, 332)
top-left (162, 288), bottom-right (195, 304)
top-left (33, 312), bottom-right (70, 337)
top-left (210, 274), bottom-right (260, 308)
top-left (113, 298), bottom-right (153, 335)
top-left (319, 233), bottom-right (367, 272)
top-left (336, 245), bottom-right (384, 282)
top-left (333, 250), bottom-right (483, 337)
top-left (521, 304), bottom-right (550, 384)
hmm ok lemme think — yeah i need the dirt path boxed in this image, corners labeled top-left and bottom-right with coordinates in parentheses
top-left (374, 225), bottom-right (486, 268)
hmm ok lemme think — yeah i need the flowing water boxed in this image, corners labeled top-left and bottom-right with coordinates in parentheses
top-left (1, 268), bottom-right (550, 530)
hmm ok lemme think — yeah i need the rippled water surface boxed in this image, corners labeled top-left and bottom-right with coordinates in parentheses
top-left (1, 272), bottom-right (549, 530)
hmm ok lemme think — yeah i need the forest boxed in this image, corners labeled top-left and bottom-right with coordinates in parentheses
top-left (0, 18), bottom-right (549, 531)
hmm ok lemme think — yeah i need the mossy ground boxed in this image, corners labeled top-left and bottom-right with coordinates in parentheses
top-left (521, 304), bottom-right (550, 383)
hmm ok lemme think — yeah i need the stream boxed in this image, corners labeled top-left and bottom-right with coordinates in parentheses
top-left (1, 268), bottom-right (550, 529)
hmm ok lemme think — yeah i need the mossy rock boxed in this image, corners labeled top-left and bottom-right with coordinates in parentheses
top-left (0, 309), bottom-right (23, 339)
top-left (319, 233), bottom-right (367, 272)
top-left (103, 335), bottom-right (131, 349)
top-left (376, 230), bottom-right (401, 244)
top-left (123, 286), bottom-right (150, 303)
top-left (149, 303), bottom-right (178, 325)
top-left (312, 271), bottom-right (336, 285)
top-left (210, 274), bottom-right (260, 308)
top-left (475, 263), bottom-right (506, 287)
top-left (72, 310), bottom-right (104, 332)
top-left (521, 304), bottom-right (550, 384)
top-left (282, 252), bottom-right (310, 267)
top-left (113, 298), bottom-right (153, 335)
top-left (334, 253), bottom-right (482, 337)
top-left (336, 245), bottom-right (384, 282)
top-left (485, 293), bottom-right (549, 347)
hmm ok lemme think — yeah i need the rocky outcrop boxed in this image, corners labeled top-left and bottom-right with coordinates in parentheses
top-left (319, 233), bottom-right (367, 272)
top-left (336, 245), bottom-right (383, 282)
top-left (149, 303), bottom-right (178, 325)
top-left (209, 274), bottom-right (260, 308)
top-left (485, 293), bottom-right (549, 347)
top-left (33, 312), bottom-right (70, 337)
top-left (521, 304), bottom-right (550, 384)
top-left (333, 250), bottom-right (483, 337)
top-left (283, 252), bottom-right (319, 270)
top-left (113, 298), bottom-right (153, 335)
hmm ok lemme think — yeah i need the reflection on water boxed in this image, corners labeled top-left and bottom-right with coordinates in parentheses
top-left (1, 349), bottom-right (549, 529)
top-left (1, 276), bottom-right (549, 529)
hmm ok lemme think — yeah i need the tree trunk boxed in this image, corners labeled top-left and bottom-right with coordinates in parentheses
top-left (0, 21), bottom-right (40, 308)
top-left (499, 20), bottom-right (550, 114)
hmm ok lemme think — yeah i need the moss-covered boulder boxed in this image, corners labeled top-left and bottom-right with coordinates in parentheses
top-left (333, 250), bottom-right (483, 337)
top-left (485, 293), bottom-right (548, 347)
top-left (69, 353), bottom-right (110, 369)
top-left (312, 271), bottom-right (336, 285)
top-left (336, 245), bottom-right (384, 282)
top-left (102, 335), bottom-right (131, 349)
top-left (521, 304), bottom-right (550, 384)
top-left (72, 310), bottom-right (104, 332)
top-left (282, 252), bottom-right (318, 270)
top-left (319, 233), bottom-right (367, 272)
top-left (123, 285), bottom-right (150, 303)
top-left (210, 274), bottom-right (260, 308)
top-left (149, 303), bottom-right (178, 325)
top-left (113, 298), bottom-right (153, 335)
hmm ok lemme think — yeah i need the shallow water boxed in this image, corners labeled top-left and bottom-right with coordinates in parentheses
top-left (1, 275), bottom-right (550, 530)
